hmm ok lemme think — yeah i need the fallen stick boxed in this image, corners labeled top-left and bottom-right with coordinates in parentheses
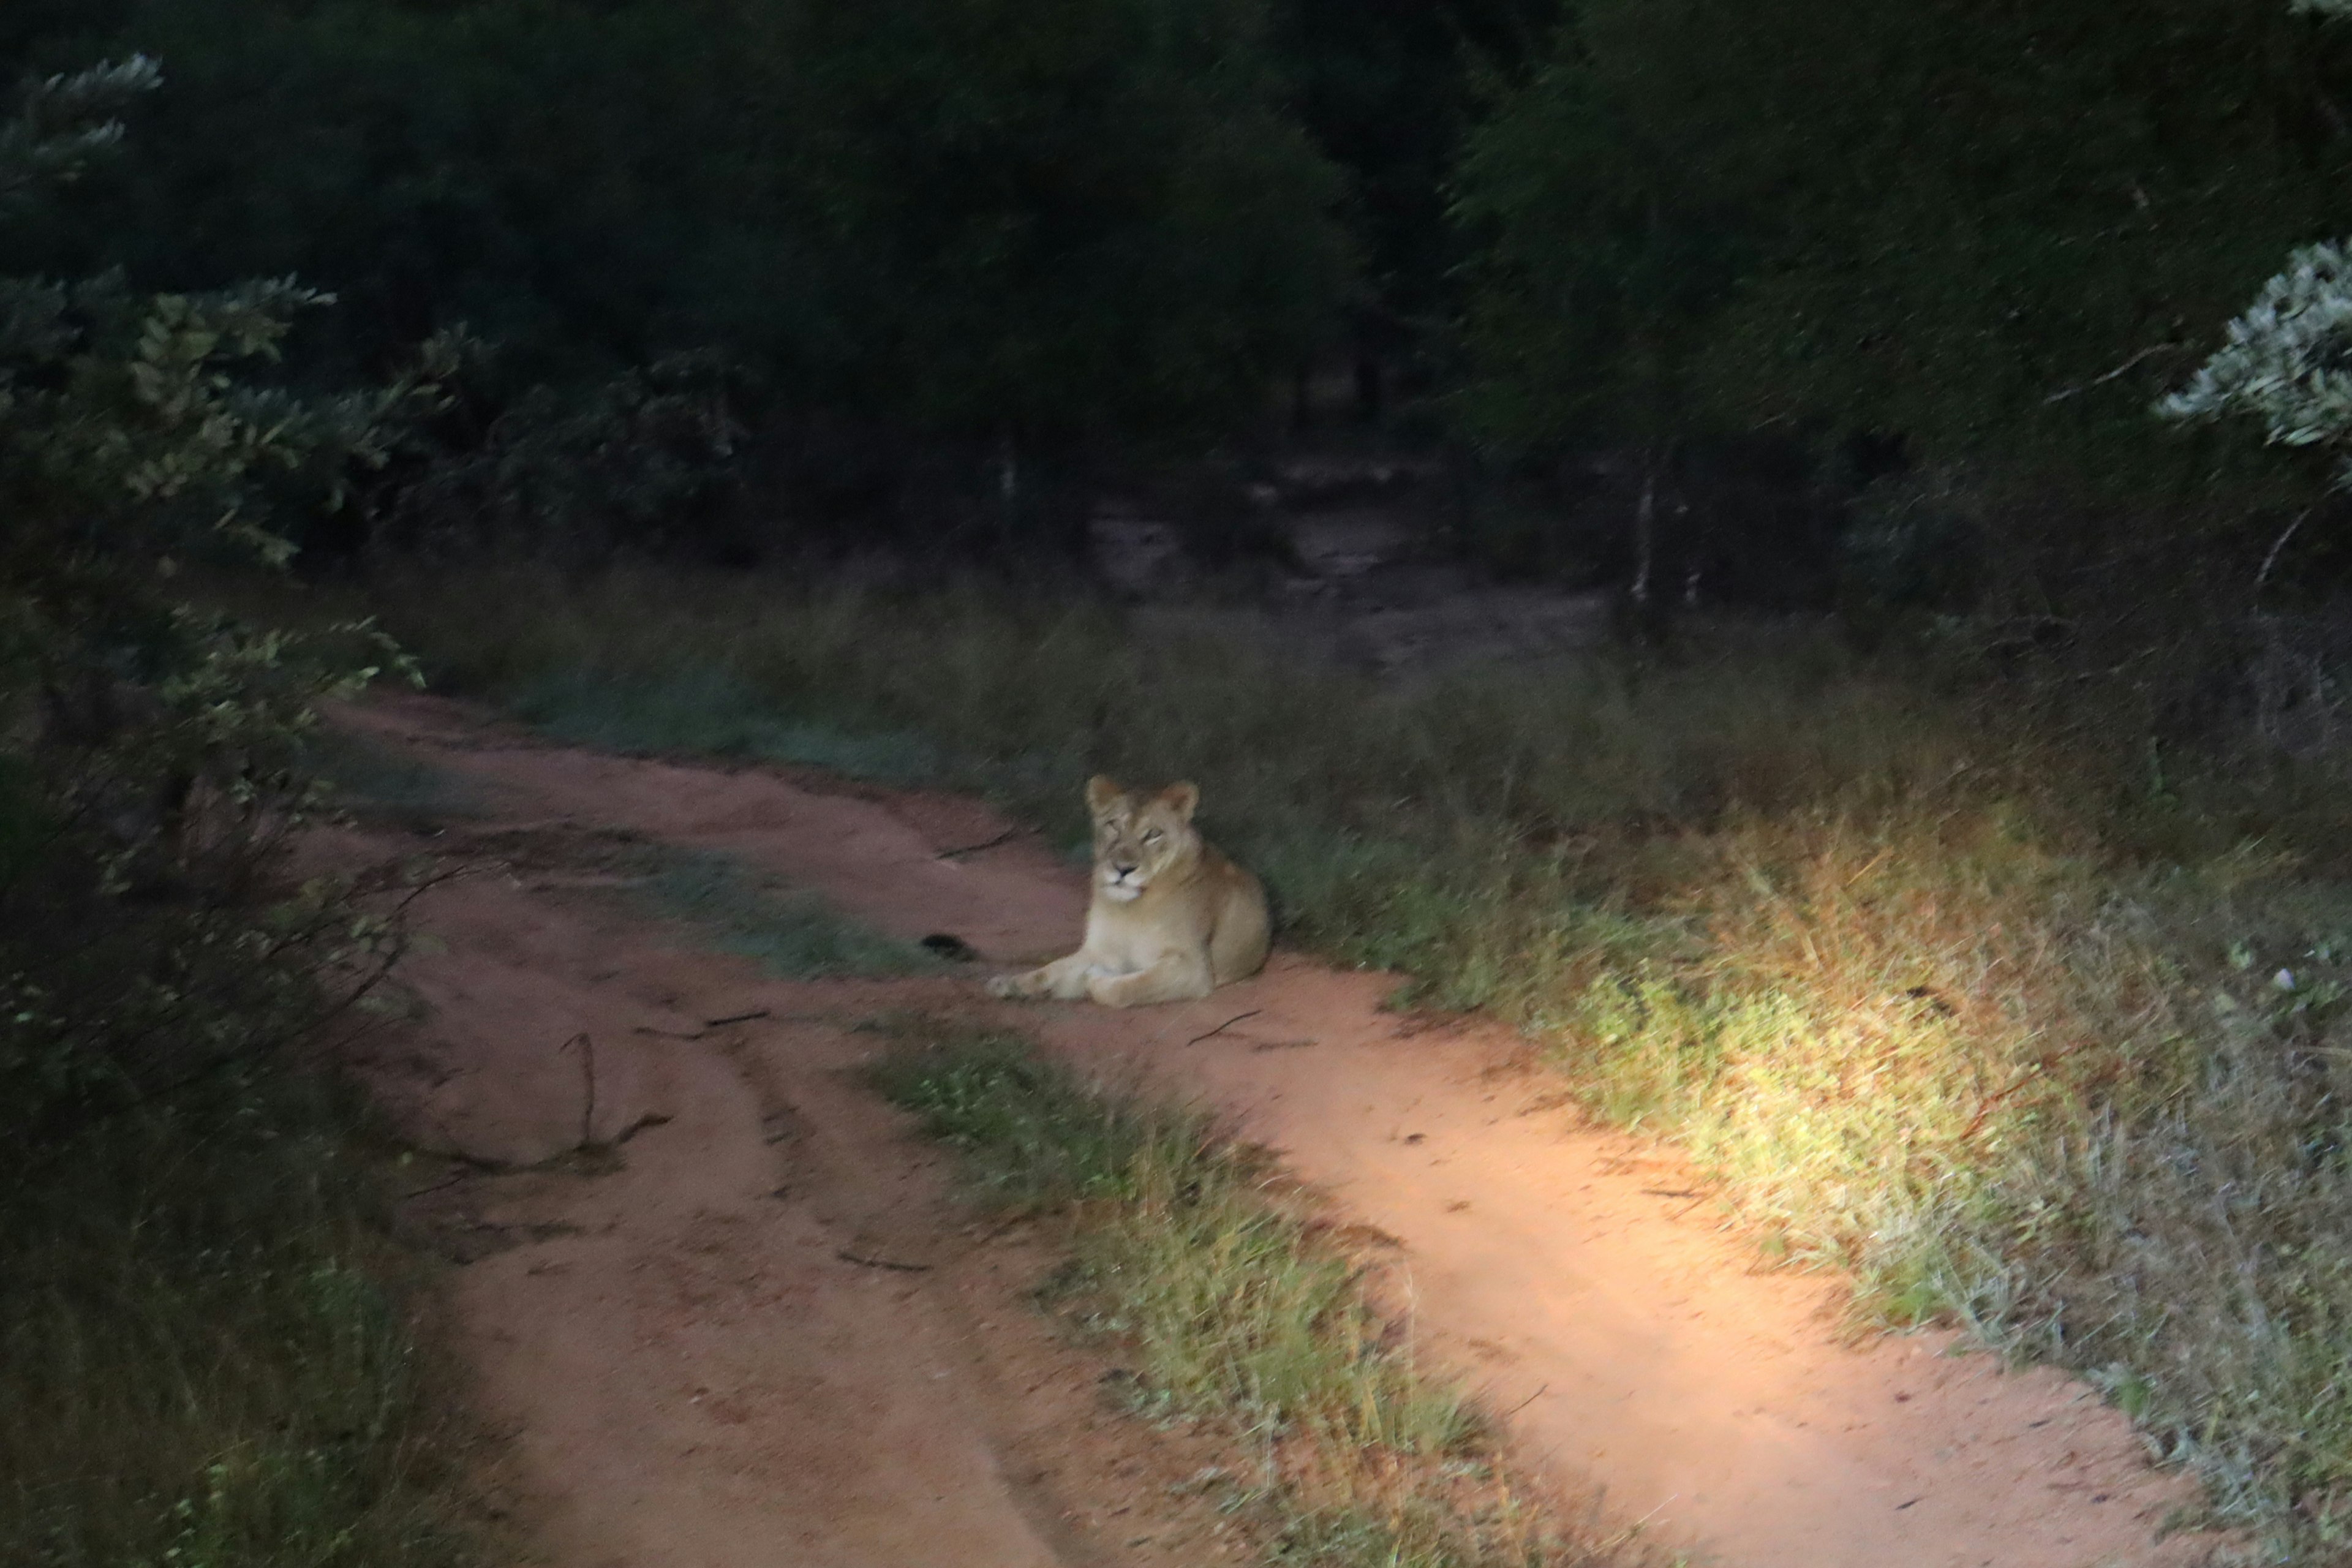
top-left (836, 1249), bottom-right (932, 1273)
top-left (562, 1031), bottom-right (595, 1148)
top-left (936, 827), bottom-right (1025, 861)
top-left (1185, 1009), bottom-right (1263, 1047)
top-left (612, 1111), bottom-right (674, 1145)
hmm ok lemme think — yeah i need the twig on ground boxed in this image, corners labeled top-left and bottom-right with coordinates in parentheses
top-left (968, 1214), bottom-right (1030, 1250)
top-left (936, 827), bottom-right (1025, 861)
top-left (836, 1249), bottom-right (932, 1273)
top-left (706, 1008), bottom-right (771, 1027)
top-left (398, 1171), bottom-right (475, 1201)
top-left (612, 1111), bottom-right (674, 1145)
top-left (1185, 1009), bottom-right (1263, 1046)
top-left (562, 1031), bottom-right (595, 1148)
top-left (412, 1110), bottom-right (517, 1174)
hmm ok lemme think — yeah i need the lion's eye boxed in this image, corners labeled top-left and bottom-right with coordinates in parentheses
top-left (1143, 830), bottom-right (1163, 843)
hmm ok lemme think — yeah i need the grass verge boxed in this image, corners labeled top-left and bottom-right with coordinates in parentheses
top-left (631, 847), bottom-right (946, 979)
top-left (0, 1078), bottom-right (475, 1568)
top-left (370, 562), bottom-right (2352, 1553)
top-left (1, 704), bottom-right (481, 1568)
top-left (314, 729), bottom-right (933, 982)
top-left (868, 1015), bottom-right (1633, 1568)
top-left (309, 729), bottom-right (488, 823)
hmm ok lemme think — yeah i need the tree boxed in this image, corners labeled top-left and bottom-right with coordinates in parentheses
top-left (0, 0), bottom-right (802, 388)
top-left (778, 0), bottom-right (1349, 452)
top-left (0, 53), bottom-right (436, 898)
top-left (1450, 15), bottom-right (1754, 609)
top-left (0, 53), bottom-right (447, 1142)
top-left (2160, 2), bottom-right (2352, 499)
top-left (1265, 0), bottom-right (1560, 407)
top-left (2, 0), bottom-right (1352, 555)
top-left (1455, 0), bottom-right (2352, 507)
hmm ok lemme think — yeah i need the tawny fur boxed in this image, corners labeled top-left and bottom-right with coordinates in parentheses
top-left (986, 775), bottom-right (1270, 1009)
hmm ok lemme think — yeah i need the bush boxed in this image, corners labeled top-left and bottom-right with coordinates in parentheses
top-left (0, 55), bottom-right (470, 1568)
top-left (1452, 0), bottom-right (2352, 610)
top-left (2, 0), bottom-right (1349, 532)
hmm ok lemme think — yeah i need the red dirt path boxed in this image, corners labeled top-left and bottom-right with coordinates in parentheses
top-left (341, 692), bottom-right (2230, 1568)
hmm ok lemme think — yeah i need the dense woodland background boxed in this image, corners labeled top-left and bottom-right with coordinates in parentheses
top-left (9, 0), bottom-right (2350, 606)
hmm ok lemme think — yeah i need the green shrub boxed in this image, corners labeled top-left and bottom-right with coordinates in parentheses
top-left (0, 59), bottom-right (470, 1568)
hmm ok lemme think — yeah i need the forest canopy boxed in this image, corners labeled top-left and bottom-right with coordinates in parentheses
top-left (2, 0), bottom-right (2350, 588)
top-left (0, 0), bottom-right (1352, 450)
top-left (1454, 0), bottom-right (2352, 491)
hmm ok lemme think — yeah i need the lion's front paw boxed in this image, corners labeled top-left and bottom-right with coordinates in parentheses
top-left (1085, 972), bottom-right (1140, 1008)
top-left (985, 972), bottom-right (1026, 1000)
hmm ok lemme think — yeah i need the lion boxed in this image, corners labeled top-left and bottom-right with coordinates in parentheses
top-left (986, 774), bottom-right (1270, 1008)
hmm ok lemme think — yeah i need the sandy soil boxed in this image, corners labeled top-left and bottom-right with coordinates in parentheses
top-left (341, 692), bottom-right (2234, 1568)
top-left (336, 827), bottom-right (1259, 1568)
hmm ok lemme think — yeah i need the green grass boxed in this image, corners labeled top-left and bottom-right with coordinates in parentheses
top-left (370, 561), bottom-right (2352, 1555)
top-left (869, 1017), bottom-right (1629, 1568)
top-left (510, 665), bottom-right (947, 783)
top-left (0, 716), bottom-right (477, 1568)
top-left (0, 1079), bottom-right (474, 1568)
top-left (630, 848), bottom-right (944, 979)
top-left (307, 730), bottom-right (486, 821)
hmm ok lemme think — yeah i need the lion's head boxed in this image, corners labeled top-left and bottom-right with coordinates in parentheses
top-left (1085, 775), bottom-right (1202, 902)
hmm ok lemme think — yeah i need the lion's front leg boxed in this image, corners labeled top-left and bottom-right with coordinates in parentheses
top-left (1085, 951), bottom-right (1214, 1009)
top-left (987, 950), bottom-right (1101, 1001)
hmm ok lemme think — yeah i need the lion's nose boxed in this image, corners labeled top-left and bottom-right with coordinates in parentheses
top-left (1112, 861), bottom-right (1138, 877)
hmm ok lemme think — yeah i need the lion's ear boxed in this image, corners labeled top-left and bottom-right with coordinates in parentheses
top-left (1085, 774), bottom-right (1124, 815)
top-left (1161, 781), bottom-right (1200, 822)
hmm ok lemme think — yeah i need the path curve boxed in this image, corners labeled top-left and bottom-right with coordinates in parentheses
top-left (345, 692), bottom-right (2228, 1568)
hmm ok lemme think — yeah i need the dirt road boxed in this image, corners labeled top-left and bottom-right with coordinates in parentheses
top-left (342, 692), bottom-right (2228, 1568)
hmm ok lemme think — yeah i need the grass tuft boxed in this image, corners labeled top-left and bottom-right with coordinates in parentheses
top-left (0, 1080), bottom-right (473, 1568)
top-left (309, 730), bottom-right (484, 821)
top-left (634, 850), bottom-right (944, 980)
top-left (510, 665), bottom-right (948, 783)
top-left (869, 1016), bottom-right (1630, 1568)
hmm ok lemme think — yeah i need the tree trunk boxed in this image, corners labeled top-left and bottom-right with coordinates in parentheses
top-left (1630, 448), bottom-right (1658, 609)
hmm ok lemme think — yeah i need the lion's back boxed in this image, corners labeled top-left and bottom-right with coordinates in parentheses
top-left (1202, 848), bottom-right (1270, 984)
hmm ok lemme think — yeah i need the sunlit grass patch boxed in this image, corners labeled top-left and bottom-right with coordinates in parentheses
top-left (868, 1016), bottom-right (1627, 1568)
top-left (634, 849), bottom-right (943, 979)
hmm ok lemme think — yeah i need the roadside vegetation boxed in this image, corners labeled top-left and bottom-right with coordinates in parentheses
top-left (0, 62), bottom-right (472, 1568)
top-left (869, 1014), bottom-right (1634, 1568)
top-left (633, 847), bottom-right (946, 981)
top-left (1, 1073), bottom-right (472, 1568)
top-left (374, 562), bottom-right (2352, 1554)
